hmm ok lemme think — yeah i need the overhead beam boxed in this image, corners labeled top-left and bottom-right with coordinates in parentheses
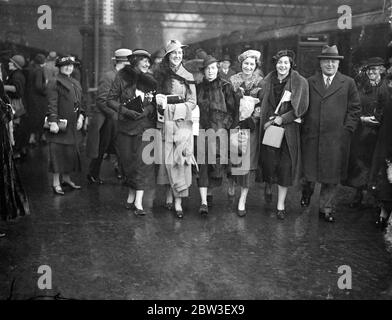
top-left (121, 0), bottom-right (333, 18)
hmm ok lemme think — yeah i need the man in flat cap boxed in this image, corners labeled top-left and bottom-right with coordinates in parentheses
top-left (300, 45), bottom-right (361, 222)
top-left (86, 48), bottom-right (132, 184)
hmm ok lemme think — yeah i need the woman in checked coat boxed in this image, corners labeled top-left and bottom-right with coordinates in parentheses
top-left (154, 40), bottom-right (197, 219)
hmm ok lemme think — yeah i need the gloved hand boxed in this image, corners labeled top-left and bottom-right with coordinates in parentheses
top-left (361, 116), bottom-right (379, 126)
top-left (77, 114), bottom-right (84, 131)
top-left (122, 108), bottom-right (142, 120)
top-left (49, 122), bottom-right (59, 134)
top-left (264, 120), bottom-right (274, 130)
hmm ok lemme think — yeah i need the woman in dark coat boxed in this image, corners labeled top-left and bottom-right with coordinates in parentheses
top-left (196, 55), bottom-right (237, 215)
top-left (26, 53), bottom-right (48, 145)
top-left (46, 56), bottom-right (85, 195)
top-left (0, 76), bottom-right (30, 237)
top-left (4, 55), bottom-right (28, 158)
top-left (345, 57), bottom-right (389, 208)
top-left (370, 87), bottom-right (392, 230)
top-left (259, 50), bottom-right (309, 220)
top-left (107, 49), bottom-right (157, 216)
top-left (228, 49), bottom-right (263, 216)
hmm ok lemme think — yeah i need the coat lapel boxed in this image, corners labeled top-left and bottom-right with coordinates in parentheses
top-left (322, 72), bottom-right (344, 99)
top-left (310, 73), bottom-right (325, 98)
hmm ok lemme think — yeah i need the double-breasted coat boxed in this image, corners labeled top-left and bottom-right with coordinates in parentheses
top-left (301, 71), bottom-right (361, 184)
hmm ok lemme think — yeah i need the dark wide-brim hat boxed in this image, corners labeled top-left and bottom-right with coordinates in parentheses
top-left (56, 55), bottom-right (79, 67)
top-left (200, 55), bottom-right (218, 71)
top-left (317, 45), bottom-right (344, 60)
top-left (364, 57), bottom-right (385, 69)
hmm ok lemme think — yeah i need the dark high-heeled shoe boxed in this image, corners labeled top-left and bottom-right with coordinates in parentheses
top-left (237, 209), bottom-right (247, 217)
top-left (87, 174), bottom-right (104, 184)
top-left (164, 202), bottom-right (174, 211)
top-left (319, 211), bottom-right (335, 223)
top-left (175, 210), bottom-right (184, 219)
top-left (52, 185), bottom-right (65, 195)
top-left (62, 180), bottom-right (81, 190)
top-left (375, 216), bottom-right (389, 230)
top-left (300, 195), bottom-right (311, 207)
top-left (199, 204), bottom-right (208, 215)
top-left (276, 209), bottom-right (286, 220)
top-left (134, 207), bottom-right (146, 216)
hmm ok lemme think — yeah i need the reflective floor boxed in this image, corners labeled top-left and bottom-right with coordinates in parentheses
top-left (0, 144), bottom-right (392, 300)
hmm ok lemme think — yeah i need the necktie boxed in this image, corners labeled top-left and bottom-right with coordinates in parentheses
top-left (325, 77), bottom-right (331, 88)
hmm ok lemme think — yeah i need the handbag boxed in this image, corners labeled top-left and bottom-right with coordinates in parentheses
top-left (230, 128), bottom-right (249, 155)
top-left (43, 116), bottom-right (68, 132)
top-left (262, 90), bottom-right (291, 148)
top-left (123, 96), bottom-right (144, 113)
top-left (10, 98), bottom-right (26, 118)
top-left (262, 125), bottom-right (285, 148)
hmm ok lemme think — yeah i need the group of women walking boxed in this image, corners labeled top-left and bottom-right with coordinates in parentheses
top-left (37, 39), bottom-right (392, 229)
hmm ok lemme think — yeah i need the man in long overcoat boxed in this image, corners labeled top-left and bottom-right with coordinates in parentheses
top-left (301, 45), bottom-right (361, 222)
top-left (85, 48), bottom-right (132, 183)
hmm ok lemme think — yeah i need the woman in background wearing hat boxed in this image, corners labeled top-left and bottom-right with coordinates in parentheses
top-left (345, 57), bottom-right (390, 209)
top-left (107, 49), bottom-right (157, 216)
top-left (154, 40), bottom-right (197, 218)
top-left (196, 55), bottom-right (237, 214)
top-left (259, 50), bottom-right (309, 220)
top-left (46, 56), bottom-right (85, 195)
top-left (4, 55), bottom-right (28, 159)
top-left (228, 49), bottom-right (263, 216)
top-left (25, 53), bottom-right (48, 147)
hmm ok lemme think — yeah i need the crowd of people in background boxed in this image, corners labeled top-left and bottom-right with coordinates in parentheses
top-left (1, 39), bottom-right (392, 239)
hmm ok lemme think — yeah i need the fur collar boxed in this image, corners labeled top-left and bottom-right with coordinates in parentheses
top-left (119, 65), bottom-right (157, 92)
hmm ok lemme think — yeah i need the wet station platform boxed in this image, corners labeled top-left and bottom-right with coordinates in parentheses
top-left (1, 145), bottom-right (392, 300)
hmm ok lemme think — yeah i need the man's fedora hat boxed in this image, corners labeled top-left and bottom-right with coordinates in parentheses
top-left (165, 40), bottom-right (188, 56)
top-left (317, 45), bottom-right (344, 60)
top-left (220, 54), bottom-right (231, 63)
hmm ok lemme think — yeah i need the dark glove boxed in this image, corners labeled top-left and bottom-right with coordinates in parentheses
top-left (121, 108), bottom-right (142, 120)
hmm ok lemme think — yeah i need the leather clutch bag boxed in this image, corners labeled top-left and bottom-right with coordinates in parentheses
top-left (166, 95), bottom-right (185, 104)
top-left (123, 96), bottom-right (144, 113)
